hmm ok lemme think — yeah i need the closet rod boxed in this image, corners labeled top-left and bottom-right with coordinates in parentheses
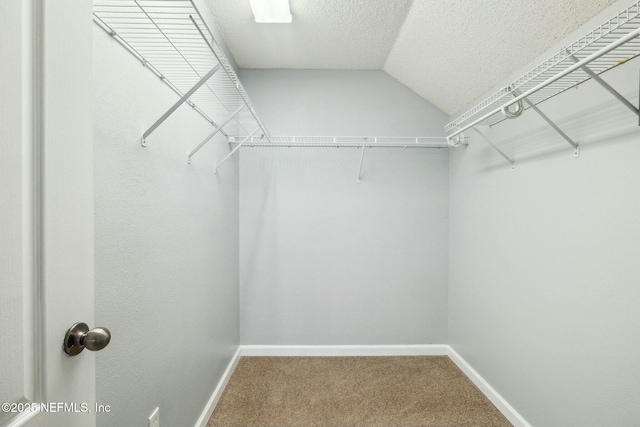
top-left (446, 26), bottom-right (640, 144)
top-left (230, 143), bottom-right (450, 148)
top-left (229, 136), bottom-right (450, 146)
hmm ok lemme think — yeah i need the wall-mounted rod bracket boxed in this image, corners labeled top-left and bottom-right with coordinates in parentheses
top-left (501, 86), bottom-right (525, 119)
top-left (473, 127), bottom-right (516, 171)
top-left (356, 139), bottom-right (368, 183)
top-left (215, 127), bottom-right (260, 174)
top-left (568, 53), bottom-right (639, 118)
top-left (188, 105), bottom-right (243, 163)
top-left (512, 89), bottom-right (580, 157)
top-left (141, 64), bottom-right (221, 146)
top-left (447, 133), bottom-right (468, 147)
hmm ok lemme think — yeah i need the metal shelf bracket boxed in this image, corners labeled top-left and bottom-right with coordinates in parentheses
top-left (445, 25), bottom-right (640, 142)
top-left (141, 64), bottom-right (222, 146)
top-left (568, 53), bottom-right (640, 118)
top-left (356, 138), bottom-right (368, 184)
top-left (188, 15), bottom-right (272, 143)
top-left (215, 128), bottom-right (260, 174)
top-left (188, 105), bottom-right (244, 163)
top-left (512, 89), bottom-right (580, 157)
top-left (473, 127), bottom-right (516, 170)
top-left (94, 2), bottom-right (269, 153)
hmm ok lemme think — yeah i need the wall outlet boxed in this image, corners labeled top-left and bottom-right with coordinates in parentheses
top-left (148, 407), bottom-right (159, 427)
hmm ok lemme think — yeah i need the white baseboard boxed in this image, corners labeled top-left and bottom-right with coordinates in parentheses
top-left (239, 344), bottom-right (450, 357)
top-left (194, 347), bottom-right (241, 427)
top-left (195, 344), bottom-right (530, 427)
top-left (445, 347), bottom-right (531, 427)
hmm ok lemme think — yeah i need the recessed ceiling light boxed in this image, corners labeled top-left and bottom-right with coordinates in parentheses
top-left (249, 0), bottom-right (292, 23)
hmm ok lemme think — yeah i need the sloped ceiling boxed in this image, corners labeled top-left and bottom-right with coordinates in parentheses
top-left (208, 0), bottom-right (616, 115)
top-left (208, 0), bottom-right (414, 69)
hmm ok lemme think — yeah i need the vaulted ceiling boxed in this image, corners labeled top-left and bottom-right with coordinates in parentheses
top-left (208, 0), bottom-right (616, 115)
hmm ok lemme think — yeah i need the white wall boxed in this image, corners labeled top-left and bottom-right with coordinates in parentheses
top-left (238, 70), bottom-right (450, 344)
top-left (239, 70), bottom-right (447, 136)
top-left (449, 28), bottom-right (640, 427)
top-left (93, 27), bottom-right (240, 427)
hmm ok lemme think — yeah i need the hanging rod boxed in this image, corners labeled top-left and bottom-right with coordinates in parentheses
top-left (225, 136), bottom-right (454, 185)
top-left (446, 26), bottom-right (640, 144)
top-left (446, 1), bottom-right (640, 134)
top-left (234, 143), bottom-right (451, 148)
top-left (227, 136), bottom-right (454, 149)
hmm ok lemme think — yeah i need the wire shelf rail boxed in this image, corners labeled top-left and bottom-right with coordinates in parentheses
top-left (445, 1), bottom-right (640, 138)
top-left (227, 136), bottom-right (452, 148)
top-left (93, 0), bottom-right (270, 147)
top-left (222, 136), bottom-right (452, 182)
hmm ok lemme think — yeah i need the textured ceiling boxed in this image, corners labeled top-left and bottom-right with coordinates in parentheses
top-left (208, 0), bottom-right (414, 69)
top-left (208, 0), bottom-right (616, 115)
top-left (385, 0), bottom-right (617, 115)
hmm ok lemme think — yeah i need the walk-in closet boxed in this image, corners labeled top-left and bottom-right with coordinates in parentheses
top-left (1, 1), bottom-right (639, 426)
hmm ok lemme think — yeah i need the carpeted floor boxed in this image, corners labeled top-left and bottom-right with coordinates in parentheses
top-left (208, 356), bottom-right (512, 427)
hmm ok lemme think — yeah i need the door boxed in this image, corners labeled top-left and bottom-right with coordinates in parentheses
top-left (1, 1), bottom-right (97, 427)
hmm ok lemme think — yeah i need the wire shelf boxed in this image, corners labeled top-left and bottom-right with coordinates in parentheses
top-left (228, 136), bottom-right (450, 148)
top-left (93, 0), bottom-right (270, 139)
top-left (445, 1), bottom-right (640, 134)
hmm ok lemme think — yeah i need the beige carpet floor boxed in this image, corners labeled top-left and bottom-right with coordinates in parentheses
top-left (208, 356), bottom-right (512, 427)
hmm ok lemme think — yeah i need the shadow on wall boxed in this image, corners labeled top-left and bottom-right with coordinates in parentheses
top-left (470, 100), bottom-right (640, 171)
top-left (461, 64), bottom-right (640, 172)
top-left (241, 166), bottom-right (276, 294)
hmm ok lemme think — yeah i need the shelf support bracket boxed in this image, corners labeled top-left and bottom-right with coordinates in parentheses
top-left (141, 64), bottom-right (221, 146)
top-left (568, 53), bottom-right (640, 118)
top-left (189, 15), bottom-right (272, 143)
top-left (513, 89), bottom-right (580, 157)
top-left (215, 127), bottom-right (260, 174)
top-left (356, 140), bottom-right (367, 183)
top-left (472, 127), bottom-right (515, 170)
top-left (188, 105), bottom-right (244, 163)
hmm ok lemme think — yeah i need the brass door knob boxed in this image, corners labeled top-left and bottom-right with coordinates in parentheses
top-left (63, 322), bottom-right (111, 356)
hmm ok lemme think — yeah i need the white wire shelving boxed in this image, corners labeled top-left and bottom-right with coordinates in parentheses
top-left (93, 0), bottom-right (271, 155)
top-left (228, 136), bottom-right (451, 148)
top-left (92, 0), bottom-right (451, 180)
top-left (220, 136), bottom-right (452, 182)
top-left (445, 1), bottom-right (640, 161)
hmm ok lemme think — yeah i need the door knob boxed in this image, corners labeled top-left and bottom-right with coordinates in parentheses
top-left (63, 322), bottom-right (111, 356)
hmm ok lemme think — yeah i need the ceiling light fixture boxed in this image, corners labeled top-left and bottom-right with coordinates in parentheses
top-left (249, 0), bottom-right (292, 23)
